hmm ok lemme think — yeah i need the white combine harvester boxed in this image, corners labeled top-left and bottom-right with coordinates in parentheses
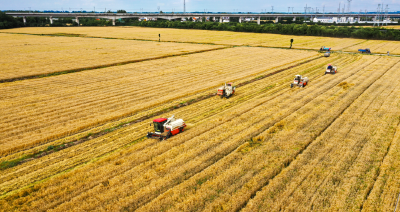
top-left (290, 75), bottom-right (309, 88)
top-left (146, 115), bottom-right (186, 141)
top-left (217, 82), bottom-right (236, 98)
top-left (325, 64), bottom-right (338, 75)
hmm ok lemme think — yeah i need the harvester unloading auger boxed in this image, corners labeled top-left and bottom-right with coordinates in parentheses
top-left (217, 82), bottom-right (236, 98)
top-left (147, 115), bottom-right (186, 141)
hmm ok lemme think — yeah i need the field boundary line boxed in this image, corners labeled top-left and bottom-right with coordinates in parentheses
top-left (0, 46), bottom-right (230, 83)
top-left (0, 32), bottom-right (230, 46)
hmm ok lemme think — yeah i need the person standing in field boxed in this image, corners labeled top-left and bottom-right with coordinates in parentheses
top-left (387, 51), bottom-right (390, 56)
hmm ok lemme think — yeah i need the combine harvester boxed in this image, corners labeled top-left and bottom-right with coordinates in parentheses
top-left (147, 115), bottom-right (186, 141)
top-left (358, 48), bottom-right (371, 54)
top-left (325, 64), bottom-right (338, 75)
top-left (217, 82), bottom-right (236, 98)
top-left (290, 75), bottom-right (309, 88)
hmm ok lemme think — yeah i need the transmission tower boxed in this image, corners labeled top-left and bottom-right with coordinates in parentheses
top-left (347, 0), bottom-right (352, 13)
top-left (374, 4), bottom-right (381, 26)
top-left (384, 4), bottom-right (389, 26)
top-left (184, 0), bottom-right (186, 13)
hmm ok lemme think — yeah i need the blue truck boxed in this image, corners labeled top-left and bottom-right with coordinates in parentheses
top-left (320, 46), bottom-right (331, 51)
top-left (358, 48), bottom-right (371, 54)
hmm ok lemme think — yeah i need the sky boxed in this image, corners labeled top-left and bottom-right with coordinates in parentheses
top-left (1, 0), bottom-right (400, 13)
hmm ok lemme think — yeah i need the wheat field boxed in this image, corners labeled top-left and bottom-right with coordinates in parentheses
top-left (0, 33), bottom-right (219, 80)
top-left (1, 27), bottom-right (400, 212)
top-left (1, 26), bottom-right (365, 50)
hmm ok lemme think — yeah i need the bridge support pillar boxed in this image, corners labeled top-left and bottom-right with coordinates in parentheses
top-left (293, 17), bottom-right (296, 21)
top-left (112, 18), bottom-right (116, 26)
top-left (213, 17), bottom-right (216, 22)
top-left (239, 17), bottom-right (242, 23)
top-left (275, 17), bottom-right (279, 23)
top-left (50, 16), bottom-right (53, 25)
top-left (23, 16), bottom-right (26, 25)
top-left (75, 17), bottom-right (79, 25)
top-left (257, 16), bottom-right (260, 25)
top-left (220, 16), bottom-right (223, 23)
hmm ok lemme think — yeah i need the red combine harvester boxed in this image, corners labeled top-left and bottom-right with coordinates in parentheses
top-left (147, 115), bottom-right (186, 141)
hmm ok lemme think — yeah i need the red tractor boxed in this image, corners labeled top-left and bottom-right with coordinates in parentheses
top-left (147, 115), bottom-right (186, 141)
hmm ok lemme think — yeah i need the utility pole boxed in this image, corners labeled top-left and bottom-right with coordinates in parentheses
top-left (292, 7), bottom-right (294, 14)
top-left (288, 7), bottom-right (290, 14)
top-left (271, 6), bottom-right (274, 13)
top-left (184, 0), bottom-right (186, 13)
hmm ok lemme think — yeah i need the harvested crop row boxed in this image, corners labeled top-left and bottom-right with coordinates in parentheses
top-left (135, 56), bottom-right (385, 212)
top-left (362, 121), bottom-right (400, 211)
top-left (0, 47), bottom-right (317, 156)
top-left (1, 27), bottom-right (365, 50)
top-left (0, 53), bottom-right (344, 199)
top-left (0, 54), bottom-right (364, 211)
top-left (242, 58), bottom-right (400, 211)
top-left (0, 33), bottom-right (221, 80)
top-left (343, 39), bottom-right (400, 54)
top-left (0, 53), bottom-right (356, 210)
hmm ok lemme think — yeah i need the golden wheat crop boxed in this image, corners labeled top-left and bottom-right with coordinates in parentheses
top-left (0, 47), bottom-right (317, 157)
top-left (2, 27), bottom-right (400, 212)
top-left (243, 57), bottom-right (400, 211)
top-left (0, 54), bottom-right (344, 200)
top-left (0, 33), bottom-right (219, 80)
top-left (2, 54), bottom-right (384, 212)
top-left (1, 26), bottom-right (364, 50)
top-left (343, 39), bottom-right (400, 54)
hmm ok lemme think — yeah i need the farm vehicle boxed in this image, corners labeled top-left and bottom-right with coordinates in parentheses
top-left (147, 115), bottom-right (186, 141)
top-left (290, 75), bottom-right (309, 88)
top-left (325, 64), bottom-right (338, 75)
top-left (217, 82), bottom-right (236, 98)
top-left (358, 48), bottom-right (371, 54)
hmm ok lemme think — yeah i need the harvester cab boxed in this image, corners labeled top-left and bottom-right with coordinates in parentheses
top-left (217, 82), bottom-right (236, 98)
top-left (290, 75), bottom-right (309, 88)
top-left (147, 115), bottom-right (186, 141)
top-left (324, 51), bottom-right (331, 57)
top-left (325, 64), bottom-right (338, 75)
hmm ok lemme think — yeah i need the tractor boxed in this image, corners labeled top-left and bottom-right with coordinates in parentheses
top-left (147, 115), bottom-right (186, 141)
top-left (290, 75), bottom-right (309, 88)
top-left (217, 82), bottom-right (236, 98)
top-left (325, 64), bottom-right (338, 75)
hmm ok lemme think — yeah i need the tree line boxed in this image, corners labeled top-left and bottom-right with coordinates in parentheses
top-left (2, 11), bottom-right (400, 40)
